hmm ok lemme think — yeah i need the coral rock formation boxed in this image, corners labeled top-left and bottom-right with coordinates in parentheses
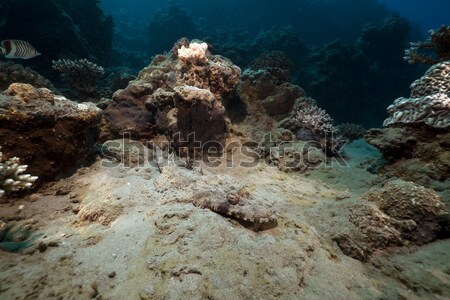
top-left (366, 61), bottom-right (450, 189)
top-left (335, 180), bottom-right (450, 261)
top-left (0, 61), bottom-right (55, 92)
top-left (102, 38), bottom-right (241, 156)
top-left (52, 59), bottom-right (105, 96)
top-left (279, 99), bottom-right (345, 155)
top-left (384, 61), bottom-right (450, 129)
top-left (239, 69), bottom-right (304, 116)
top-left (335, 123), bottom-right (366, 142)
top-left (0, 83), bottom-right (101, 185)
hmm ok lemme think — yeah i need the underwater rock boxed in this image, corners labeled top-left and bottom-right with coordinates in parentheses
top-left (0, 61), bottom-right (55, 92)
top-left (239, 69), bottom-right (304, 116)
top-left (102, 38), bottom-right (241, 156)
top-left (367, 129), bottom-right (450, 188)
top-left (257, 128), bottom-right (326, 173)
top-left (365, 127), bottom-right (417, 161)
top-left (0, 83), bottom-right (101, 187)
top-left (335, 180), bottom-right (450, 262)
top-left (335, 123), bottom-right (366, 142)
top-left (366, 61), bottom-right (450, 188)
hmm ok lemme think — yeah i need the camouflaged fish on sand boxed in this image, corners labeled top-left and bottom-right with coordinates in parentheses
top-left (154, 166), bottom-right (276, 225)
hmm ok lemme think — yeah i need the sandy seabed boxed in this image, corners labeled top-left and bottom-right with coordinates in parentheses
top-left (1, 140), bottom-right (449, 300)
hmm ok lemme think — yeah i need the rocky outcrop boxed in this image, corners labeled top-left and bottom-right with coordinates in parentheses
top-left (335, 180), bottom-right (450, 261)
top-left (238, 69), bottom-right (304, 116)
top-left (0, 83), bottom-right (101, 186)
top-left (102, 38), bottom-right (241, 156)
top-left (366, 61), bottom-right (450, 189)
top-left (0, 61), bottom-right (55, 91)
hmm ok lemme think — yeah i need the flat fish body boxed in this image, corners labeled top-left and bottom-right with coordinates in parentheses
top-left (1, 40), bottom-right (41, 59)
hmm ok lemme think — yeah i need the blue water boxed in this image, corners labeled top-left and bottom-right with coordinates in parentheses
top-left (381, 0), bottom-right (450, 33)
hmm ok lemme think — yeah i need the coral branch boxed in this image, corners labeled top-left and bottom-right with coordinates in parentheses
top-left (0, 147), bottom-right (37, 198)
top-left (404, 25), bottom-right (450, 65)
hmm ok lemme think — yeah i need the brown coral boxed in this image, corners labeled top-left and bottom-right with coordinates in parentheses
top-left (102, 38), bottom-right (241, 156)
top-left (0, 83), bottom-right (101, 186)
top-left (335, 180), bottom-right (450, 261)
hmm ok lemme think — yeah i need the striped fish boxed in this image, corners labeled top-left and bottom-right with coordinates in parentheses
top-left (0, 40), bottom-right (41, 59)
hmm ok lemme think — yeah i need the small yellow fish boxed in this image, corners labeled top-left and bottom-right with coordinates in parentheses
top-left (0, 39), bottom-right (41, 59)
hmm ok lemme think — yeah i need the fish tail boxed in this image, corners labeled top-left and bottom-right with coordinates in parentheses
top-left (0, 43), bottom-right (5, 56)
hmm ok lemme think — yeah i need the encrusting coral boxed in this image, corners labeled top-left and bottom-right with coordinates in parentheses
top-left (52, 58), bottom-right (105, 96)
top-left (404, 25), bottom-right (450, 65)
top-left (335, 180), bottom-right (450, 261)
top-left (383, 61), bottom-right (450, 128)
top-left (366, 61), bottom-right (450, 190)
top-left (0, 147), bottom-right (37, 199)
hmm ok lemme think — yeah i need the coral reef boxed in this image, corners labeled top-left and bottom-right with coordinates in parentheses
top-left (335, 123), bottom-right (366, 142)
top-left (306, 17), bottom-right (418, 127)
top-left (250, 51), bottom-right (293, 84)
top-left (0, 147), bottom-right (37, 199)
top-left (366, 61), bottom-right (450, 189)
top-left (383, 61), bottom-right (450, 129)
top-left (102, 38), bottom-right (241, 156)
top-left (0, 83), bottom-right (101, 185)
top-left (177, 42), bottom-right (209, 63)
top-left (0, 61), bottom-right (55, 91)
top-left (257, 127), bottom-right (327, 173)
top-left (238, 69), bottom-right (304, 116)
top-left (52, 59), bottom-right (105, 97)
top-left (278, 100), bottom-right (345, 156)
top-left (335, 180), bottom-right (450, 261)
top-left (404, 25), bottom-right (450, 65)
top-left (384, 94), bottom-right (449, 128)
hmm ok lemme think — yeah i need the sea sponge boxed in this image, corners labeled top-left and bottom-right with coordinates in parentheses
top-left (177, 42), bottom-right (209, 63)
top-left (0, 147), bottom-right (37, 199)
